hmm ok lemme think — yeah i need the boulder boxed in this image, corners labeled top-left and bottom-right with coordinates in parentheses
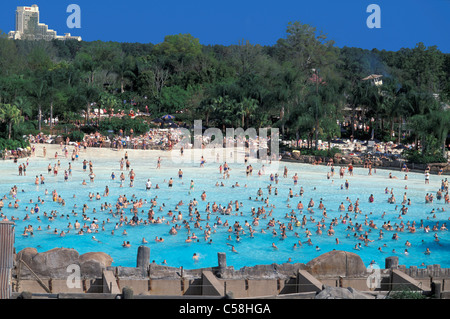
top-left (16, 247), bottom-right (38, 263)
top-left (303, 155), bottom-right (315, 164)
top-left (305, 250), bottom-right (368, 277)
top-left (351, 157), bottom-right (363, 165)
top-left (79, 252), bottom-right (113, 267)
top-left (16, 248), bottom-right (80, 278)
top-left (79, 252), bottom-right (114, 278)
top-left (15, 248), bottom-right (114, 279)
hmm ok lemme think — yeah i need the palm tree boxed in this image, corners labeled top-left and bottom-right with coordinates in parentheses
top-left (346, 81), bottom-right (372, 138)
top-left (271, 66), bottom-right (306, 139)
top-left (112, 54), bottom-right (136, 94)
top-left (430, 106), bottom-right (450, 158)
top-left (391, 86), bottom-right (411, 144)
top-left (27, 78), bottom-right (48, 131)
top-left (218, 96), bottom-right (240, 129)
top-left (303, 76), bottom-right (342, 149)
top-left (206, 96), bottom-right (237, 129)
top-left (405, 89), bottom-right (438, 150)
top-left (75, 83), bottom-right (100, 125)
top-left (237, 97), bottom-right (258, 128)
top-left (13, 96), bottom-right (32, 119)
top-left (291, 108), bottom-right (315, 148)
top-left (0, 103), bottom-right (24, 139)
top-left (62, 111), bottom-right (82, 125)
top-left (200, 97), bottom-right (218, 127)
top-left (378, 79), bottom-right (405, 141)
top-left (75, 52), bottom-right (98, 85)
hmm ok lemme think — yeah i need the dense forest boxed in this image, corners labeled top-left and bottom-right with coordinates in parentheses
top-left (0, 21), bottom-right (449, 161)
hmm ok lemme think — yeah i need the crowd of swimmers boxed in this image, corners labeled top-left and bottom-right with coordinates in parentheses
top-left (2, 143), bottom-right (449, 266)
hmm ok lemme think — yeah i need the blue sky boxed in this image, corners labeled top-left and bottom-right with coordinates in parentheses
top-left (1, 0), bottom-right (449, 52)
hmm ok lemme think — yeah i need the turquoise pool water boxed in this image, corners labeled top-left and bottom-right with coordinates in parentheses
top-left (2, 146), bottom-right (449, 270)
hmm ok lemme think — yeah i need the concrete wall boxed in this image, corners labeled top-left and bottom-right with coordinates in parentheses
top-left (114, 278), bottom-right (284, 298)
top-left (13, 280), bottom-right (47, 294)
top-left (222, 279), bottom-right (281, 298)
top-left (51, 280), bottom-right (84, 294)
top-left (115, 278), bottom-right (204, 296)
top-left (12, 266), bottom-right (450, 298)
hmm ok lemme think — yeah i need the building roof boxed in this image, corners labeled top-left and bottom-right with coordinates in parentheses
top-left (362, 74), bottom-right (383, 81)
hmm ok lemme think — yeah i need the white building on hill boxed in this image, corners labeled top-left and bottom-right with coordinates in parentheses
top-left (8, 5), bottom-right (81, 41)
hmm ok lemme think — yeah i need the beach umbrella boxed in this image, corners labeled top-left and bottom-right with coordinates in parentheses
top-left (162, 114), bottom-right (175, 120)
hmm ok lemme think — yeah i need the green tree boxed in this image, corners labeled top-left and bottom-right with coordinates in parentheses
top-left (199, 94), bottom-right (220, 127)
top-left (99, 92), bottom-right (120, 116)
top-left (345, 80), bottom-right (374, 138)
top-left (0, 103), bottom-right (24, 139)
top-left (400, 42), bottom-right (445, 93)
top-left (406, 92), bottom-right (440, 154)
top-left (275, 21), bottom-right (339, 75)
top-left (236, 97), bottom-right (259, 128)
top-left (74, 51), bottom-right (97, 85)
top-left (159, 85), bottom-right (189, 115)
top-left (377, 78), bottom-right (411, 142)
top-left (302, 72), bottom-right (343, 149)
top-left (27, 77), bottom-right (48, 131)
top-left (110, 53), bottom-right (137, 93)
top-left (0, 74), bottom-right (29, 105)
top-left (154, 33), bottom-right (202, 58)
top-left (0, 36), bottom-right (20, 76)
top-left (12, 96), bottom-right (32, 119)
top-left (430, 108), bottom-right (450, 158)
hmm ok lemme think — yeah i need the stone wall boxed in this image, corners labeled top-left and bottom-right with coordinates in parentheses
top-left (284, 154), bottom-right (449, 174)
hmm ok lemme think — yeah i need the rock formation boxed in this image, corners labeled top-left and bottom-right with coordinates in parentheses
top-left (305, 250), bottom-right (368, 277)
top-left (15, 248), bottom-right (113, 279)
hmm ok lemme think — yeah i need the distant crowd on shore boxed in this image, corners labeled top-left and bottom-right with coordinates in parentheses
top-left (25, 128), bottom-right (273, 154)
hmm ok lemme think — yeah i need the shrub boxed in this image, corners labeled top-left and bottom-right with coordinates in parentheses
top-left (403, 149), bottom-right (446, 164)
top-left (63, 131), bottom-right (85, 142)
top-left (98, 116), bottom-right (149, 136)
top-left (296, 147), bottom-right (341, 158)
top-left (387, 287), bottom-right (426, 299)
top-left (12, 120), bottom-right (39, 138)
top-left (0, 138), bottom-right (29, 151)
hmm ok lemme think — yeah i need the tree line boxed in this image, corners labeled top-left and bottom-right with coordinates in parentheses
top-left (0, 21), bottom-right (449, 161)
